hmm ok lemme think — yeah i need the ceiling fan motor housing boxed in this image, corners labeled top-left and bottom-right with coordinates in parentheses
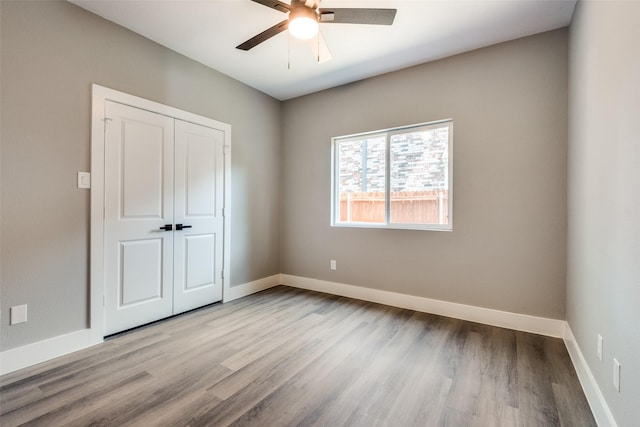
top-left (289, 4), bottom-right (319, 22)
top-left (235, 0), bottom-right (396, 51)
top-left (288, 3), bottom-right (319, 39)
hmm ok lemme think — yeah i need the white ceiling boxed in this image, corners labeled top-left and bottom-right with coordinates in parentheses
top-left (70, 0), bottom-right (576, 100)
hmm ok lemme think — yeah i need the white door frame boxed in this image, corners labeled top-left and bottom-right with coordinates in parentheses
top-left (90, 84), bottom-right (231, 341)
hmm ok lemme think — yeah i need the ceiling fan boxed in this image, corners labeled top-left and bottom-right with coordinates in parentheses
top-left (236, 0), bottom-right (397, 60)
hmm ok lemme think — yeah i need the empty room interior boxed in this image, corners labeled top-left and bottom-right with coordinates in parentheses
top-left (0, 0), bottom-right (638, 426)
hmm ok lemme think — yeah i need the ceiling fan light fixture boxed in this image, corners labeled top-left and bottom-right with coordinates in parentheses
top-left (288, 7), bottom-right (319, 40)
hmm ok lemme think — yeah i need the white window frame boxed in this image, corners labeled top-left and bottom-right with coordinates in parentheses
top-left (331, 119), bottom-right (453, 231)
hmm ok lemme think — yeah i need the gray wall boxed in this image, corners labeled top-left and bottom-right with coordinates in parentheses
top-left (281, 29), bottom-right (568, 320)
top-left (0, 1), bottom-right (282, 350)
top-left (567, 2), bottom-right (640, 425)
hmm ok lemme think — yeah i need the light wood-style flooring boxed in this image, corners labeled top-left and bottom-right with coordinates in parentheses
top-left (0, 286), bottom-right (596, 426)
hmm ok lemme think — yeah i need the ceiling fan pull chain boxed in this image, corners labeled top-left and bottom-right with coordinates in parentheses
top-left (288, 30), bottom-right (291, 70)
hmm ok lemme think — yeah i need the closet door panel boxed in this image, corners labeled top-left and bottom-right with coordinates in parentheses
top-left (103, 101), bottom-right (175, 335)
top-left (173, 119), bottom-right (224, 314)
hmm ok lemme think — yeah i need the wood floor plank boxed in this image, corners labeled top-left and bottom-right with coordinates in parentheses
top-left (1, 339), bottom-right (170, 424)
top-left (516, 331), bottom-right (563, 427)
top-left (381, 315), bottom-right (457, 425)
top-left (228, 306), bottom-right (406, 426)
top-left (68, 364), bottom-right (232, 426)
top-left (2, 371), bottom-right (154, 427)
top-left (309, 310), bottom-right (427, 425)
top-left (545, 338), bottom-right (597, 427)
top-left (197, 304), bottom-right (378, 425)
top-left (0, 286), bottom-right (597, 427)
top-left (134, 390), bottom-right (224, 427)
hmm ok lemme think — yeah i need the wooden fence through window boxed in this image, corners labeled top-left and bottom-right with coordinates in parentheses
top-left (339, 190), bottom-right (448, 224)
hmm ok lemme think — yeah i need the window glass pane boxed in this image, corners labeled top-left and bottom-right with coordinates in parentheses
top-left (389, 127), bottom-right (449, 224)
top-left (337, 136), bottom-right (386, 223)
top-left (332, 119), bottom-right (452, 231)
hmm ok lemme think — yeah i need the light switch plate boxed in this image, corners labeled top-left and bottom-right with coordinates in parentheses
top-left (597, 334), bottom-right (603, 361)
top-left (613, 358), bottom-right (621, 392)
top-left (78, 172), bottom-right (91, 189)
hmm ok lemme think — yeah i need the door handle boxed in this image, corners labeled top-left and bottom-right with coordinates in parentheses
top-left (159, 224), bottom-right (173, 231)
top-left (176, 224), bottom-right (192, 231)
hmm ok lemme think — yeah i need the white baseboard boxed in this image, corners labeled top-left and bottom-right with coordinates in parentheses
top-left (1, 274), bottom-right (281, 376)
top-left (2, 271), bottom-right (607, 427)
top-left (0, 329), bottom-right (102, 376)
top-left (281, 274), bottom-right (565, 338)
top-left (223, 274), bottom-right (281, 302)
top-left (563, 323), bottom-right (618, 427)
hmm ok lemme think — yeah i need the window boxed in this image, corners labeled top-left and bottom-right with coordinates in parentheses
top-left (331, 119), bottom-right (452, 231)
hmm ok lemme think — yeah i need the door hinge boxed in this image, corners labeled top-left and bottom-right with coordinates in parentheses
top-left (103, 295), bottom-right (105, 307)
top-left (221, 270), bottom-right (224, 280)
top-left (222, 208), bottom-right (225, 217)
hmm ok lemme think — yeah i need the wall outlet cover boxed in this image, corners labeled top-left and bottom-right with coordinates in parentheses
top-left (78, 172), bottom-right (91, 189)
top-left (10, 305), bottom-right (28, 325)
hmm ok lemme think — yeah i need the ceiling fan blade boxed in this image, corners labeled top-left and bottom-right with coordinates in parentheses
top-left (236, 19), bottom-right (289, 51)
top-left (249, 0), bottom-right (291, 14)
top-left (309, 31), bottom-right (332, 63)
top-left (318, 8), bottom-right (397, 25)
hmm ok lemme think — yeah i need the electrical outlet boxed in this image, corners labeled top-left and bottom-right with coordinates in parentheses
top-left (613, 358), bottom-right (621, 392)
top-left (330, 260), bottom-right (336, 271)
top-left (10, 305), bottom-right (28, 325)
top-left (77, 172), bottom-right (91, 189)
top-left (597, 334), bottom-right (603, 361)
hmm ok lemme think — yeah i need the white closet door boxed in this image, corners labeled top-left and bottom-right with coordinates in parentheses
top-left (173, 120), bottom-right (224, 314)
top-left (104, 101), bottom-right (175, 335)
